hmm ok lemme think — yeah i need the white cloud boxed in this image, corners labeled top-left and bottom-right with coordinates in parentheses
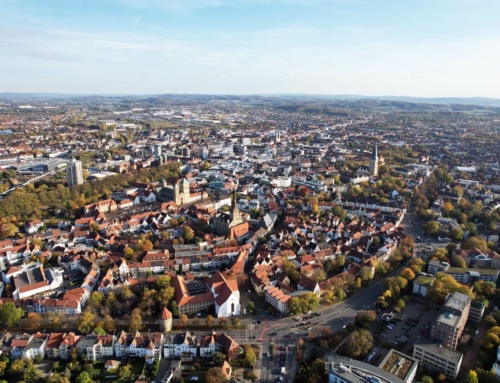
top-left (286, 72), bottom-right (295, 77)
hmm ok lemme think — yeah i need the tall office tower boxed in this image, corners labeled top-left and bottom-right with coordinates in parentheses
top-left (67, 158), bottom-right (84, 187)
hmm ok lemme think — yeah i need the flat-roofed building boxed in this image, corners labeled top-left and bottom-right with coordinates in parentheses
top-left (265, 286), bottom-right (291, 314)
top-left (378, 349), bottom-right (418, 383)
top-left (430, 292), bottom-right (471, 350)
top-left (413, 339), bottom-right (463, 380)
top-left (328, 355), bottom-right (407, 383)
top-left (445, 267), bottom-right (499, 284)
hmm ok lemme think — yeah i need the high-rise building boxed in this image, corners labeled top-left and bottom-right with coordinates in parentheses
top-left (430, 291), bottom-right (471, 350)
top-left (66, 158), bottom-right (84, 187)
top-left (369, 143), bottom-right (379, 177)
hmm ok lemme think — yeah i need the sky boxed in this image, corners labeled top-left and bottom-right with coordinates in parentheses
top-left (0, 0), bottom-right (499, 97)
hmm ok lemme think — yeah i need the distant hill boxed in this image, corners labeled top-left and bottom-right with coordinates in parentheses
top-left (1, 92), bottom-right (500, 107)
top-left (305, 95), bottom-right (500, 107)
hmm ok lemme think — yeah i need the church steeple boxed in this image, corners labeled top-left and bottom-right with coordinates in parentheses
top-left (229, 189), bottom-right (243, 228)
top-left (371, 143), bottom-right (378, 160)
top-left (369, 143), bottom-right (379, 177)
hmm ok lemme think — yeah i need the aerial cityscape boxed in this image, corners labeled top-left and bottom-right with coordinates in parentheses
top-left (1, 1), bottom-right (500, 383)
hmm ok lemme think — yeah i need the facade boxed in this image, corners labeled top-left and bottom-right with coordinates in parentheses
top-left (159, 307), bottom-right (173, 332)
top-left (427, 260), bottom-right (450, 275)
top-left (67, 158), bottom-right (84, 187)
top-left (265, 286), bottom-right (291, 314)
top-left (172, 271), bottom-right (240, 317)
top-left (369, 144), bottom-right (379, 177)
top-left (115, 331), bottom-right (163, 364)
top-left (412, 274), bottom-right (435, 297)
top-left (328, 355), bottom-right (407, 383)
top-left (469, 300), bottom-right (486, 324)
top-left (445, 267), bottom-right (499, 284)
top-left (77, 334), bottom-right (116, 361)
top-left (430, 292), bottom-right (471, 350)
top-left (413, 339), bottom-right (463, 380)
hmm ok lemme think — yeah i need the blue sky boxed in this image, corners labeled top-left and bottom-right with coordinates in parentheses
top-left (0, 0), bottom-right (499, 97)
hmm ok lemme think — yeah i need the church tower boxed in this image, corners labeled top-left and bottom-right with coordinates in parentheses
top-left (369, 143), bottom-right (379, 177)
top-left (228, 189), bottom-right (243, 228)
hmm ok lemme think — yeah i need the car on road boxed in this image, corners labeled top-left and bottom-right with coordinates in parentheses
top-left (269, 332), bottom-right (278, 336)
top-left (475, 330), bottom-right (479, 335)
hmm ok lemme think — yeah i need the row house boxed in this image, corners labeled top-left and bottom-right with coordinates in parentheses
top-left (115, 331), bottom-right (163, 364)
top-left (77, 333), bottom-right (117, 361)
top-left (10, 333), bottom-right (49, 360)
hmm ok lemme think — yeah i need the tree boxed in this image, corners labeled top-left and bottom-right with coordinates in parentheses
top-left (421, 376), bottom-right (433, 383)
top-left (359, 266), bottom-right (374, 282)
top-left (311, 268), bottom-right (326, 283)
top-left (124, 247), bottom-right (134, 259)
top-left (128, 309), bottom-right (143, 331)
top-left (400, 268), bottom-right (416, 281)
top-left (77, 310), bottom-right (96, 334)
top-left (462, 237), bottom-right (489, 252)
top-left (121, 286), bottom-right (136, 301)
top-left (183, 226), bottom-right (195, 243)
top-left (231, 316), bottom-right (241, 328)
top-left (0, 302), bottom-right (22, 328)
top-left (178, 314), bottom-right (189, 328)
top-left (206, 367), bottom-right (227, 383)
top-left (118, 364), bottom-right (133, 383)
top-left (345, 330), bottom-right (373, 358)
top-left (156, 275), bottom-right (171, 290)
top-left (424, 221), bottom-right (440, 235)
top-left (27, 312), bottom-right (42, 328)
top-left (206, 315), bottom-right (214, 327)
top-left (0, 223), bottom-right (18, 239)
top-left (451, 255), bottom-right (467, 268)
top-left (102, 315), bottom-right (116, 333)
top-left (10, 358), bottom-right (25, 374)
top-left (246, 302), bottom-right (257, 315)
top-left (450, 227), bottom-right (464, 241)
top-left (467, 370), bottom-right (479, 383)
top-left (142, 239), bottom-right (154, 251)
top-left (244, 345), bottom-right (257, 367)
top-left (436, 373), bottom-right (446, 382)
top-left (426, 273), bottom-right (473, 303)
top-left (214, 352), bottom-right (226, 364)
top-left (311, 204), bottom-right (320, 216)
top-left (169, 300), bottom-right (179, 317)
top-left (87, 291), bottom-right (104, 312)
top-left (355, 311), bottom-right (377, 328)
top-left (76, 371), bottom-right (94, 383)
top-left (442, 201), bottom-right (454, 213)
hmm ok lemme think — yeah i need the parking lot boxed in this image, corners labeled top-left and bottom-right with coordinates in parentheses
top-left (371, 299), bottom-right (439, 363)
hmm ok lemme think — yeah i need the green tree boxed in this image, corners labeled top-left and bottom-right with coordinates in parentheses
top-left (400, 268), bottom-right (416, 281)
top-left (0, 302), bottom-right (23, 328)
top-left (183, 226), bottom-right (195, 243)
top-left (77, 310), bottom-right (96, 334)
top-left (244, 345), bottom-right (257, 367)
top-left (206, 367), bottom-right (227, 383)
top-left (156, 275), bottom-right (171, 290)
top-left (345, 330), bottom-right (373, 358)
top-left (118, 364), bottom-right (133, 383)
top-left (355, 310), bottom-right (377, 328)
top-left (214, 352), bottom-right (226, 365)
top-left (128, 308), bottom-right (143, 331)
top-left (0, 223), bottom-right (18, 239)
top-left (76, 371), bottom-right (94, 383)
top-left (451, 227), bottom-right (464, 241)
top-left (247, 302), bottom-right (257, 315)
top-left (421, 376), bottom-right (433, 383)
top-left (451, 255), bottom-right (467, 268)
top-left (467, 370), bottom-right (479, 383)
top-left (359, 266), bottom-right (374, 282)
top-left (87, 291), bottom-right (104, 312)
top-left (424, 221), bottom-right (440, 235)
top-left (426, 273), bottom-right (473, 303)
